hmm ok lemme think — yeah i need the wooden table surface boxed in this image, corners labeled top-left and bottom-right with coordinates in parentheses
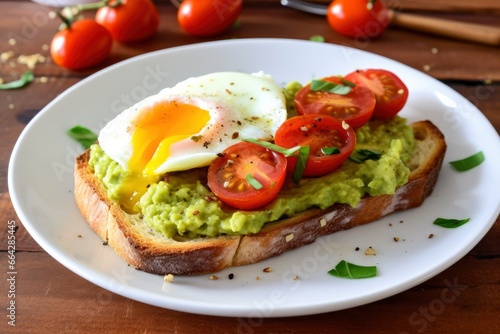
top-left (1, 1), bottom-right (499, 333)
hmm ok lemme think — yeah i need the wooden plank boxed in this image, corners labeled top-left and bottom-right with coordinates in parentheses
top-left (0, 3), bottom-right (499, 332)
top-left (1, 250), bottom-right (498, 333)
top-left (1, 2), bottom-right (499, 82)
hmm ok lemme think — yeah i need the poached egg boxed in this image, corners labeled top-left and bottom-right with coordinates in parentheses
top-left (98, 71), bottom-right (288, 212)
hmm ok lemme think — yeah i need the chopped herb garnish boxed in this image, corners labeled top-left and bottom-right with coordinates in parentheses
top-left (191, 135), bottom-right (202, 142)
top-left (68, 125), bottom-right (98, 149)
top-left (243, 138), bottom-right (300, 157)
top-left (321, 147), bottom-right (340, 155)
top-left (291, 146), bottom-right (310, 185)
top-left (349, 149), bottom-right (382, 163)
top-left (0, 71), bottom-right (34, 90)
top-left (243, 138), bottom-right (309, 185)
top-left (310, 79), bottom-right (353, 95)
top-left (328, 260), bottom-right (377, 279)
top-left (433, 217), bottom-right (470, 228)
top-left (246, 174), bottom-right (263, 190)
top-left (449, 151), bottom-right (485, 171)
top-left (341, 78), bottom-right (356, 87)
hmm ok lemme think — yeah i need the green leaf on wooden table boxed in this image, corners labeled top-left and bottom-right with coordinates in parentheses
top-left (309, 35), bottom-right (325, 42)
top-left (0, 71), bottom-right (34, 90)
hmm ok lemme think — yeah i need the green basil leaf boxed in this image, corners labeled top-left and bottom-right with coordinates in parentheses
top-left (246, 174), bottom-right (263, 190)
top-left (243, 138), bottom-right (309, 185)
top-left (68, 125), bottom-right (98, 149)
top-left (310, 80), bottom-right (333, 91)
top-left (328, 260), bottom-right (377, 279)
top-left (349, 149), bottom-right (382, 163)
top-left (291, 146), bottom-right (310, 185)
top-left (243, 138), bottom-right (300, 157)
top-left (309, 79), bottom-right (352, 95)
top-left (328, 85), bottom-right (351, 95)
top-left (341, 78), bottom-right (356, 87)
top-left (321, 147), bottom-right (340, 155)
top-left (0, 71), bottom-right (34, 90)
top-left (449, 151), bottom-right (485, 171)
top-left (433, 217), bottom-right (470, 228)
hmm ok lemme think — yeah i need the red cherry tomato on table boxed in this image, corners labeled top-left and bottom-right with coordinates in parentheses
top-left (177, 0), bottom-right (243, 37)
top-left (345, 69), bottom-right (409, 119)
top-left (50, 19), bottom-right (112, 70)
top-left (275, 114), bottom-right (357, 178)
top-left (207, 141), bottom-right (287, 210)
top-left (294, 76), bottom-right (376, 129)
top-left (327, 0), bottom-right (390, 38)
top-left (95, 0), bottom-right (159, 42)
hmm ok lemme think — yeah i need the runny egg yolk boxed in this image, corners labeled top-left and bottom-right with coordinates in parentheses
top-left (119, 102), bottom-right (211, 213)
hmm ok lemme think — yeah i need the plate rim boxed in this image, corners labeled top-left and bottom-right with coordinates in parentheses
top-left (8, 38), bottom-right (500, 317)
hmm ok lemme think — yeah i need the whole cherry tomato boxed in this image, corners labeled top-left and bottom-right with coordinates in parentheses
top-left (95, 0), bottom-right (159, 42)
top-left (345, 69), bottom-right (409, 119)
top-left (177, 0), bottom-right (243, 37)
top-left (207, 141), bottom-right (287, 210)
top-left (275, 114), bottom-right (356, 178)
top-left (327, 0), bottom-right (390, 39)
top-left (50, 19), bottom-right (113, 70)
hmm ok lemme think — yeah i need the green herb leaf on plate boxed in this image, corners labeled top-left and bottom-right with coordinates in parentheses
top-left (449, 151), bottom-right (485, 171)
top-left (0, 71), bottom-right (34, 90)
top-left (433, 217), bottom-right (470, 228)
top-left (68, 125), bottom-right (98, 149)
top-left (328, 260), bottom-right (377, 279)
top-left (349, 149), bottom-right (382, 163)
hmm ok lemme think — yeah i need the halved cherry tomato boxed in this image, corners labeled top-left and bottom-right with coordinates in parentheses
top-left (50, 19), bottom-right (112, 70)
top-left (177, 0), bottom-right (243, 37)
top-left (275, 114), bottom-right (356, 178)
top-left (294, 76), bottom-right (375, 129)
top-left (95, 0), bottom-right (159, 42)
top-left (345, 69), bottom-right (409, 119)
top-left (207, 141), bottom-right (287, 210)
top-left (327, 0), bottom-right (390, 39)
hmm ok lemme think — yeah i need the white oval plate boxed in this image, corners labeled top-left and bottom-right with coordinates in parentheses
top-left (9, 38), bottom-right (500, 317)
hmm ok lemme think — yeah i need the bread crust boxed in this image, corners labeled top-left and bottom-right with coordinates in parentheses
top-left (74, 120), bottom-right (446, 275)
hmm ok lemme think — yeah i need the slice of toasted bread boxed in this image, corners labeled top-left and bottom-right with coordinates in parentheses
top-left (74, 120), bottom-right (446, 275)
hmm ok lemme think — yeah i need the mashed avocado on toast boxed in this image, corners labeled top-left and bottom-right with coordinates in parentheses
top-left (88, 116), bottom-right (414, 238)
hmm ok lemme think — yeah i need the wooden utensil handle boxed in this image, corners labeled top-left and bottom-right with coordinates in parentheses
top-left (389, 10), bottom-right (500, 46)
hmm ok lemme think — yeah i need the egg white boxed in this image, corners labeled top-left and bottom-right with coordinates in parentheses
top-left (98, 71), bottom-right (288, 175)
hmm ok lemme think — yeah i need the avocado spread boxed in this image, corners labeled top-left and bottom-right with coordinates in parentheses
top-left (88, 115), bottom-right (414, 238)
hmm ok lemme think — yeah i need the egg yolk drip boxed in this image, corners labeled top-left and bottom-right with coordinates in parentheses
top-left (120, 102), bottom-right (211, 213)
